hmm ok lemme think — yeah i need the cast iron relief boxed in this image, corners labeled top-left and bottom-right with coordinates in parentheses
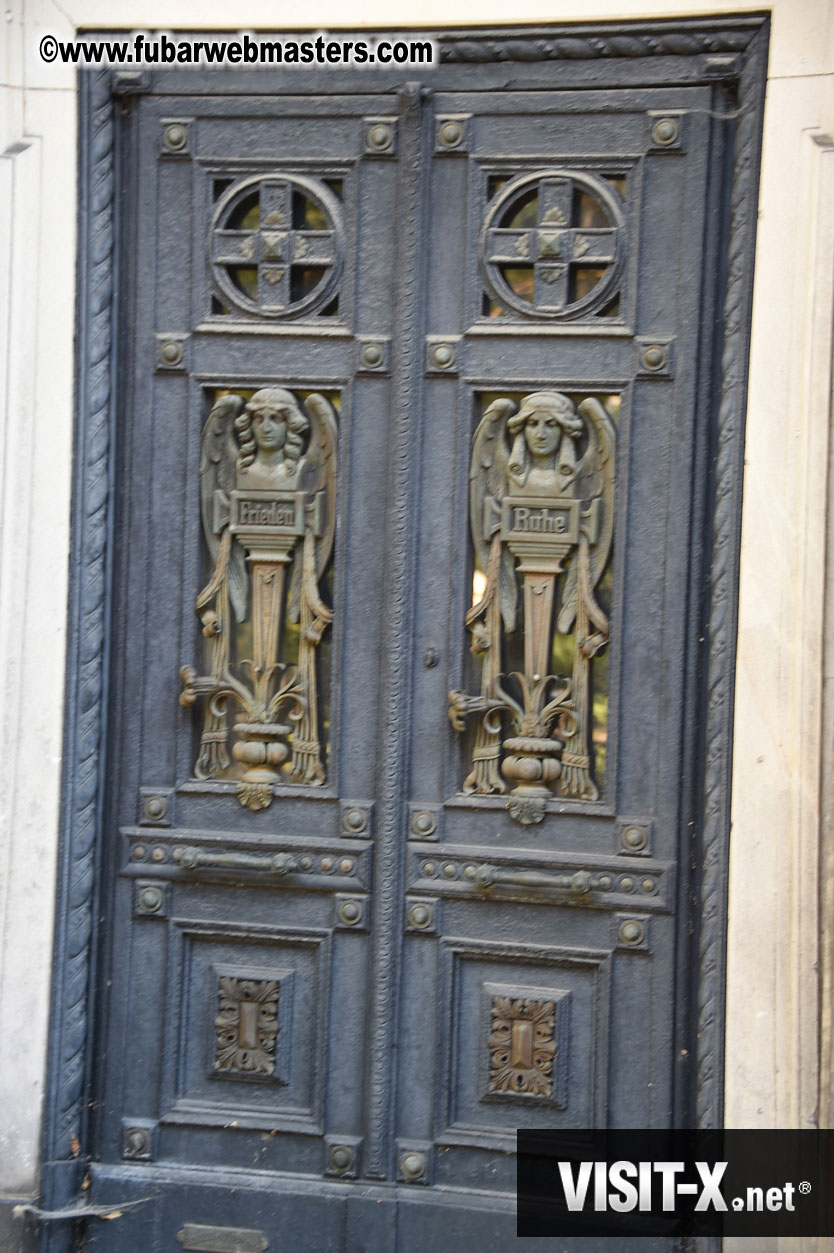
top-left (487, 996), bottom-right (556, 1098)
top-left (180, 388), bottom-right (337, 810)
top-left (449, 392), bottom-right (615, 824)
top-left (210, 174), bottom-right (344, 320)
top-left (482, 170), bottom-right (625, 320)
top-left (215, 976), bottom-right (279, 1078)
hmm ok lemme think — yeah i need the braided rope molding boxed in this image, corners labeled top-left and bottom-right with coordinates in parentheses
top-left (363, 84), bottom-right (424, 1179)
top-left (43, 68), bottom-right (114, 1182)
top-left (438, 22), bottom-right (758, 63)
top-left (696, 29), bottom-right (767, 1129)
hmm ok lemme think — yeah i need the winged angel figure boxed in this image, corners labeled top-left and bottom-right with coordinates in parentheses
top-left (449, 391), bottom-right (615, 823)
top-left (180, 387), bottom-right (337, 810)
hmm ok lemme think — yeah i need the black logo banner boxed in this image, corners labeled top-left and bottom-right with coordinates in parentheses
top-left (518, 1130), bottom-right (834, 1238)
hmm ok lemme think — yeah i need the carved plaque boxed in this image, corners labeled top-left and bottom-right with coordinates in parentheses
top-left (230, 491), bottom-right (307, 534)
top-left (499, 497), bottom-right (580, 544)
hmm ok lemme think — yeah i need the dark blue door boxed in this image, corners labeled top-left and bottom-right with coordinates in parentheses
top-left (70, 23), bottom-right (767, 1250)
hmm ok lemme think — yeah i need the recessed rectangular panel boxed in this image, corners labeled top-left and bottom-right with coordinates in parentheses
top-left (163, 922), bottom-right (329, 1129)
top-left (438, 939), bottom-right (610, 1148)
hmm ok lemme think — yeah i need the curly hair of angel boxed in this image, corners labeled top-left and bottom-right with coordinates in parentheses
top-left (234, 387), bottom-right (309, 472)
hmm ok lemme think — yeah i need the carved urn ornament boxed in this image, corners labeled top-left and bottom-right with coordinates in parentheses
top-left (449, 391), bottom-right (615, 824)
top-left (181, 387), bottom-right (337, 810)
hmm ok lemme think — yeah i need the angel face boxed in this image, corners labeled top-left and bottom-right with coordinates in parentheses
top-left (523, 410), bottom-right (562, 460)
top-left (251, 404), bottom-right (289, 454)
top-left (241, 389), bottom-right (309, 487)
top-left (505, 391), bottom-right (583, 498)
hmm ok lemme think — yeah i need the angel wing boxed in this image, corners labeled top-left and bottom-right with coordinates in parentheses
top-left (199, 393), bottom-right (248, 623)
top-left (470, 398), bottom-right (518, 632)
top-left (287, 393), bottom-right (338, 623)
top-left (556, 396), bottom-right (617, 635)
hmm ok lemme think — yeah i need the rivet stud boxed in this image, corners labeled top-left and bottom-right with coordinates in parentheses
top-left (651, 117), bottom-right (679, 147)
top-left (163, 123), bottom-right (187, 152)
top-left (431, 344), bottom-right (455, 369)
top-left (619, 919), bottom-right (645, 946)
top-left (368, 124), bottom-right (393, 152)
top-left (439, 121), bottom-right (463, 148)
top-left (622, 825), bottom-right (647, 851)
top-left (124, 1127), bottom-right (149, 1156)
top-left (144, 794), bottom-right (167, 821)
top-left (159, 341), bottom-right (183, 368)
top-left (337, 899), bottom-right (362, 926)
top-left (138, 886), bottom-right (163, 914)
top-left (408, 903), bottom-right (431, 929)
top-left (330, 1145), bottom-right (353, 1172)
top-left (641, 344), bottom-right (667, 372)
top-left (401, 1150), bottom-right (427, 1181)
top-left (411, 811), bottom-right (437, 837)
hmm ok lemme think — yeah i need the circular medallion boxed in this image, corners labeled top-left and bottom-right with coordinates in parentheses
top-left (480, 169), bottom-right (625, 320)
top-left (210, 174), bottom-right (344, 319)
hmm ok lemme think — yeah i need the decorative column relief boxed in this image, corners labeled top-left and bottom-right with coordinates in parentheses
top-left (180, 387), bottom-right (337, 810)
top-left (449, 392), bottom-right (615, 824)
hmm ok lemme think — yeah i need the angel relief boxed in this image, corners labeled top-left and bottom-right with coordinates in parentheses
top-left (448, 391), bottom-right (616, 825)
top-left (180, 387), bottom-right (337, 811)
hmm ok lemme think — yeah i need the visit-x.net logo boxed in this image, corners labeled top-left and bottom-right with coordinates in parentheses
top-left (517, 1130), bottom-right (834, 1238)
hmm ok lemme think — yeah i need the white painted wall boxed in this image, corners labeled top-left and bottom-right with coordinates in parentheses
top-left (726, 66), bottom-right (834, 1131)
top-left (1, 0), bottom-right (831, 1214)
top-left (1, 0), bottom-right (77, 1201)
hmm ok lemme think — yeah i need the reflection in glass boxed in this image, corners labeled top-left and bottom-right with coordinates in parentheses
top-left (573, 190), bottom-right (609, 229)
top-left (499, 265), bottom-right (535, 304)
top-left (483, 295), bottom-right (508, 318)
top-left (294, 192), bottom-right (328, 231)
top-left (291, 266), bottom-right (327, 303)
top-left (229, 192), bottom-right (260, 230)
top-left (570, 267), bottom-right (607, 304)
top-left (228, 266), bottom-right (258, 302)
top-left (505, 189), bottom-right (539, 230)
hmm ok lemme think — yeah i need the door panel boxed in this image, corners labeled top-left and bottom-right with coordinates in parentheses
top-left (400, 84), bottom-right (712, 1190)
top-left (75, 27), bottom-right (763, 1249)
top-left (102, 89), bottom-right (403, 1196)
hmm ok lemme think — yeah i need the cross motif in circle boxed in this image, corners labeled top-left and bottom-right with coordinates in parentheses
top-left (212, 178), bottom-right (337, 312)
top-left (486, 176), bottom-right (617, 311)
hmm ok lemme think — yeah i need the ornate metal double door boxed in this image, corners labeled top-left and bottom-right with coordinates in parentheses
top-left (83, 29), bottom-right (759, 1250)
